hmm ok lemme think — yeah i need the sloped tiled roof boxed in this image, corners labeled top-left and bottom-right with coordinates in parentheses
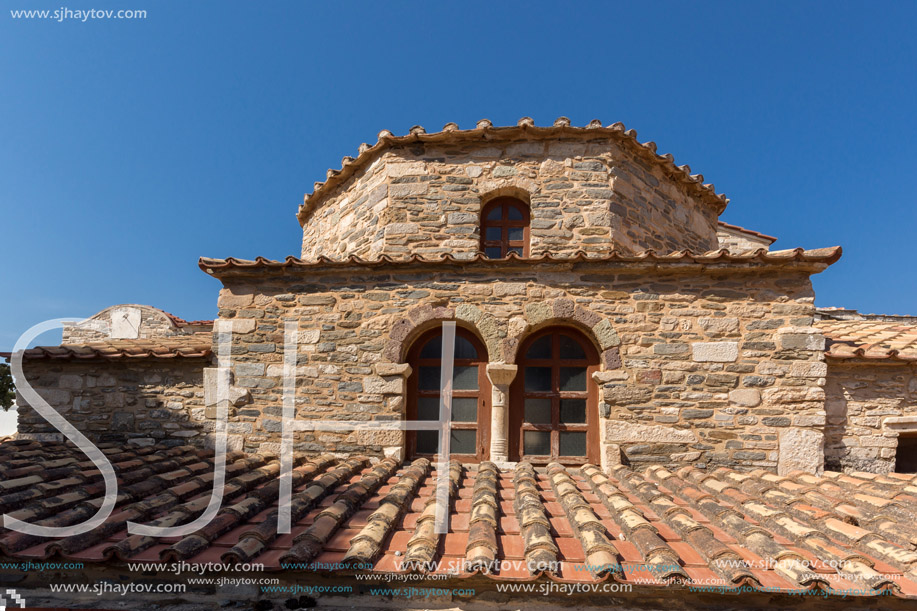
top-left (199, 247), bottom-right (842, 276)
top-left (818, 319), bottom-right (917, 361)
top-left (716, 221), bottom-right (778, 244)
top-left (297, 118), bottom-right (730, 225)
top-left (161, 311), bottom-right (214, 328)
top-left (2, 439), bottom-right (917, 599)
top-left (1, 333), bottom-right (212, 361)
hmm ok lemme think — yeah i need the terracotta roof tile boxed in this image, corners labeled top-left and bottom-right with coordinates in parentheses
top-left (1, 439), bottom-right (916, 599)
top-left (818, 318), bottom-right (917, 361)
top-left (199, 247), bottom-right (843, 277)
top-left (297, 119), bottom-right (730, 225)
top-left (3, 333), bottom-right (212, 361)
top-left (717, 221), bottom-right (779, 244)
top-left (161, 311), bottom-right (214, 328)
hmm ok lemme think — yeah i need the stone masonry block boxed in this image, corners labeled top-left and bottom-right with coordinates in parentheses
top-left (592, 319), bottom-right (620, 348)
top-left (788, 361), bottom-right (828, 378)
top-left (778, 428), bottom-right (824, 475)
top-left (692, 342), bottom-right (739, 362)
top-left (605, 421), bottom-right (697, 443)
top-left (524, 302), bottom-right (553, 327)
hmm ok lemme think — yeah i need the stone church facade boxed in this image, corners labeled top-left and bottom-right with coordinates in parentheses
top-left (8, 119), bottom-right (917, 475)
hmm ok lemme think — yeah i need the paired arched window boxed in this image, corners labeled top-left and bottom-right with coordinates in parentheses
top-left (406, 328), bottom-right (491, 462)
top-left (509, 328), bottom-right (600, 464)
top-left (480, 197), bottom-right (530, 258)
top-left (405, 325), bottom-right (599, 464)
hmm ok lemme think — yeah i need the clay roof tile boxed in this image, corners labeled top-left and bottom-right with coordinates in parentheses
top-left (2, 440), bottom-right (916, 599)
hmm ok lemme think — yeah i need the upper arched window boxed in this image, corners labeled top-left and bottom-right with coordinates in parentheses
top-left (480, 197), bottom-right (530, 258)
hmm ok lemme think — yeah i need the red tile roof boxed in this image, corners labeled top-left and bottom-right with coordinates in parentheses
top-left (717, 221), bottom-right (778, 244)
top-left (818, 319), bottom-right (917, 361)
top-left (2, 439), bottom-right (916, 599)
top-left (298, 118), bottom-right (730, 225)
top-left (199, 247), bottom-right (842, 276)
top-left (1, 333), bottom-right (212, 361)
top-left (161, 312), bottom-right (214, 328)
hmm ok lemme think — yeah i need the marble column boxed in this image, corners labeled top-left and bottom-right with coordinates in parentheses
top-left (486, 363), bottom-right (518, 464)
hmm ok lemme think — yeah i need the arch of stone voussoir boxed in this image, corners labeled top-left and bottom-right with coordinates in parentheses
top-left (504, 298), bottom-right (621, 369)
top-left (381, 303), bottom-right (505, 364)
top-left (476, 177), bottom-right (538, 209)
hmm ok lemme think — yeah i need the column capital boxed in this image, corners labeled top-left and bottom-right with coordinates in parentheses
top-left (486, 363), bottom-right (518, 386)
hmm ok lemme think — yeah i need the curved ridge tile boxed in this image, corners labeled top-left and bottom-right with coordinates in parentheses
top-left (647, 466), bottom-right (826, 589)
top-left (159, 458), bottom-right (290, 562)
top-left (678, 466), bottom-right (902, 591)
top-left (582, 464), bottom-right (687, 583)
top-left (546, 463), bottom-right (620, 578)
top-left (343, 457), bottom-right (431, 565)
top-left (280, 457), bottom-right (399, 566)
top-left (610, 466), bottom-right (758, 587)
top-left (402, 460), bottom-right (463, 573)
top-left (513, 462), bottom-right (557, 575)
top-left (219, 454), bottom-right (339, 565)
top-left (465, 462), bottom-right (500, 573)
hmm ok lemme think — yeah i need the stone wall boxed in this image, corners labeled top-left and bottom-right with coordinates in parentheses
top-left (824, 361), bottom-right (917, 473)
top-left (300, 137), bottom-right (720, 261)
top-left (212, 261), bottom-right (826, 471)
top-left (16, 358), bottom-right (210, 447)
top-left (62, 304), bottom-right (188, 343)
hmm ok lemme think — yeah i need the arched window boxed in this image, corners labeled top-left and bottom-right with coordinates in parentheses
top-left (509, 328), bottom-right (599, 464)
top-left (406, 328), bottom-right (491, 461)
top-left (480, 197), bottom-right (530, 258)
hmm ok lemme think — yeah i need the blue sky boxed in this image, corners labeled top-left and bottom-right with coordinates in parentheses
top-left (1, 1), bottom-right (916, 351)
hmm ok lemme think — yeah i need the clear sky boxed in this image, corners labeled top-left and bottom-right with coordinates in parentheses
top-left (1, 1), bottom-right (916, 353)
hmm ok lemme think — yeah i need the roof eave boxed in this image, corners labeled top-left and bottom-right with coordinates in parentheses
top-left (296, 119), bottom-right (731, 226)
top-left (199, 246), bottom-right (842, 279)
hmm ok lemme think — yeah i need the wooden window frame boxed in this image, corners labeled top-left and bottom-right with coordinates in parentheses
top-left (509, 328), bottom-right (600, 465)
top-left (480, 197), bottom-right (531, 259)
top-left (896, 434), bottom-right (917, 473)
top-left (406, 327), bottom-right (491, 462)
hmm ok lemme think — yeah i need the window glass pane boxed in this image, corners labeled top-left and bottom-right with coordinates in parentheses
top-left (453, 366), bottom-right (479, 390)
top-left (454, 336), bottom-right (478, 360)
top-left (415, 430), bottom-right (439, 454)
top-left (526, 335), bottom-right (552, 359)
top-left (507, 205), bottom-right (524, 220)
top-left (486, 206), bottom-right (502, 221)
top-left (417, 397), bottom-right (440, 420)
top-left (525, 367), bottom-right (552, 392)
top-left (524, 398), bottom-right (552, 424)
top-left (507, 227), bottom-right (524, 241)
top-left (420, 335), bottom-right (441, 359)
top-left (507, 247), bottom-right (523, 257)
top-left (558, 334), bottom-right (586, 360)
top-left (451, 429), bottom-right (477, 454)
top-left (485, 226), bottom-right (502, 241)
top-left (451, 397), bottom-right (477, 422)
top-left (559, 432), bottom-right (587, 456)
top-left (485, 247), bottom-right (503, 259)
top-left (559, 399), bottom-right (586, 424)
top-left (419, 366), bottom-right (441, 390)
top-left (524, 431), bottom-right (551, 455)
top-left (421, 334), bottom-right (478, 360)
top-left (559, 367), bottom-right (587, 392)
